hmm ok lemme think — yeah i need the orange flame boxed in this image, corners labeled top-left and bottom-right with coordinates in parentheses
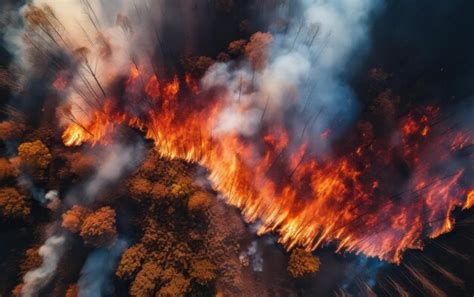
top-left (61, 66), bottom-right (473, 263)
top-left (464, 190), bottom-right (474, 210)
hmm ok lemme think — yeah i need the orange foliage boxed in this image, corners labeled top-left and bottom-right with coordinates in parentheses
top-left (62, 205), bottom-right (90, 233)
top-left (80, 206), bottom-right (117, 246)
top-left (116, 244), bottom-right (147, 280)
top-left (188, 191), bottom-right (213, 211)
top-left (0, 187), bottom-right (30, 219)
top-left (287, 248), bottom-right (320, 278)
top-left (156, 272), bottom-right (190, 297)
top-left (129, 262), bottom-right (162, 297)
top-left (60, 61), bottom-right (473, 264)
top-left (244, 32), bottom-right (273, 71)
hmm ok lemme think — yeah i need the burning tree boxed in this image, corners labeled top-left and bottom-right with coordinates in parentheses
top-left (189, 258), bottom-right (217, 285)
top-left (116, 244), bottom-right (147, 281)
top-left (156, 272), bottom-right (190, 296)
top-left (0, 187), bottom-right (30, 219)
top-left (150, 182), bottom-right (168, 200)
top-left (129, 262), bottom-right (162, 297)
top-left (182, 56), bottom-right (215, 78)
top-left (287, 248), bottom-right (320, 278)
top-left (128, 177), bottom-right (154, 201)
top-left (131, 263), bottom-right (190, 297)
top-left (79, 206), bottom-right (117, 246)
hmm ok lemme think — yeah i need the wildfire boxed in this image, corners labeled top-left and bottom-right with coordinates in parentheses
top-left (464, 190), bottom-right (474, 210)
top-left (62, 124), bottom-right (90, 147)
top-left (61, 65), bottom-right (473, 264)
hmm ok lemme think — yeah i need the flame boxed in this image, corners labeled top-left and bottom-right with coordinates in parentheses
top-left (145, 75), bottom-right (160, 100)
top-left (185, 73), bottom-right (199, 95)
top-left (61, 65), bottom-right (473, 263)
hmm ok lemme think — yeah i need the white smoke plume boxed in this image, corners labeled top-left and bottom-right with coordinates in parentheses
top-left (21, 235), bottom-right (66, 297)
top-left (247, 240), bottom-right (263, 272)
top-left (44, 190), bottom-right (58, 202)
top-left (84, 142), bottom-right (145, 201)
top-left (204, 0), bottom-right (382, 155)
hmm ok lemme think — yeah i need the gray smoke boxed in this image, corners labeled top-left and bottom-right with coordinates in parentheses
top-left (21, 235), bottom-right (67, 297)
top-left (16, 174), bottom-right (45, 203)
top-left (203, 0), bottom-right (382, 155)
top-left (78, 239), bottom-right (128, 297)
top-left (247, 240), bottom-right (263, 272)
top-left (83, 142), bottom-right (145, 202)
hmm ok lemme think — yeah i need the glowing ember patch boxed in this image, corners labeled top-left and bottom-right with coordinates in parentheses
top-left (402, 118), bottom-right (419, 136)
top-left (420, 126), bottom-right (429, 136)
top-left (62, 124), bottom-right (90, 146)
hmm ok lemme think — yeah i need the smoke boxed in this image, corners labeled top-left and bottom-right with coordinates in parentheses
top-left (340, 256), bottom-right (385, 292)
top-left (83, 142), bottom-right (145, 202)
top-left (246, 240), bottom-right (263, 272)
top-left (204, 0), bottom-right (382, 154)
top-left (21, 235), bottom-right (66, 297)
top-left (17, 174), bottom-right (45, 203)
top-left (78, 239), bottom-right (128, 297)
